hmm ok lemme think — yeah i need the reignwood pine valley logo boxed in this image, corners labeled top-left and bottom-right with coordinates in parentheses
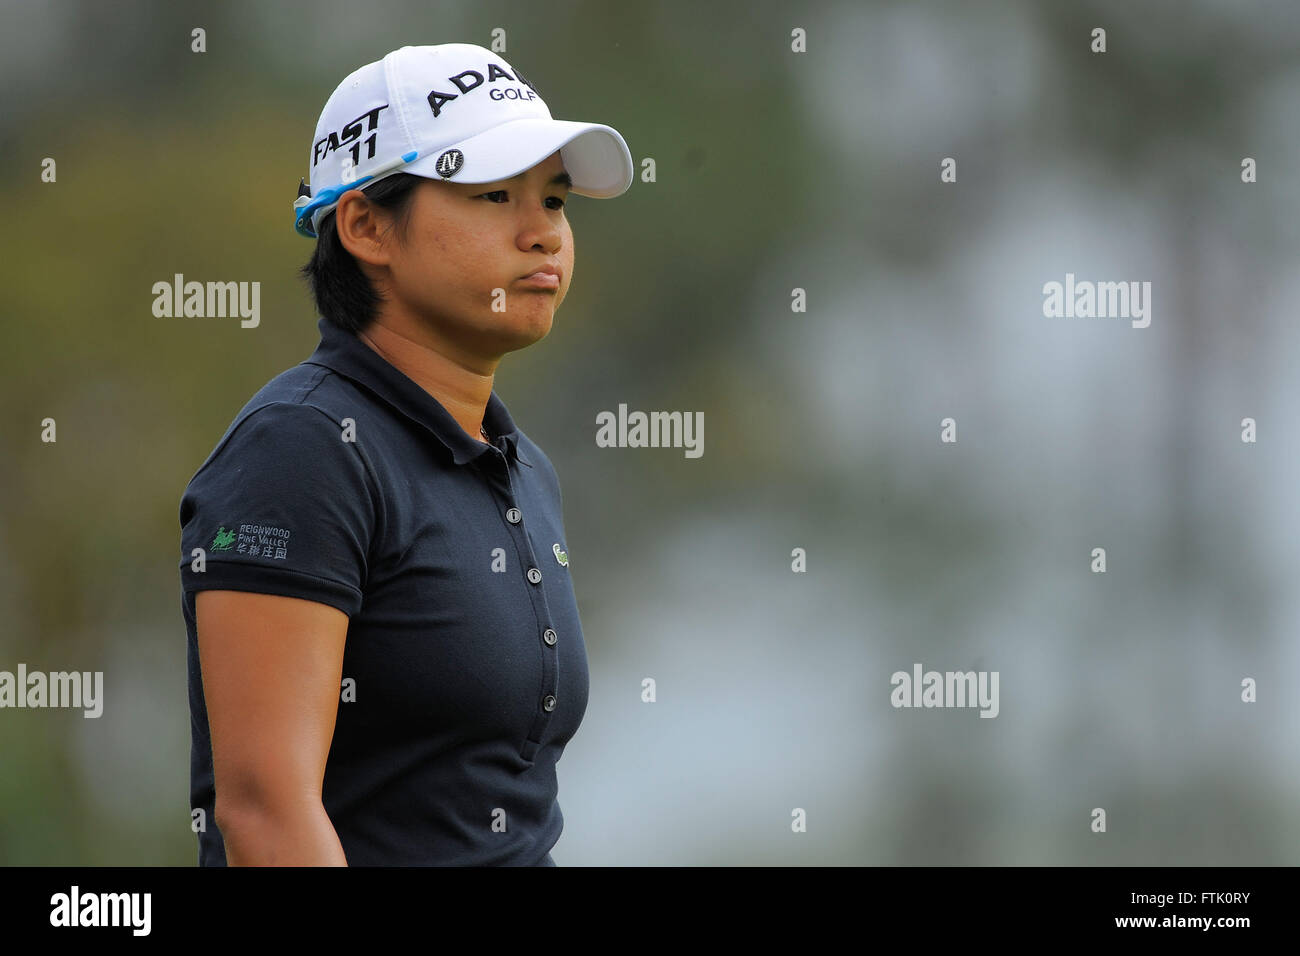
top-left (152, 273), bottom-right (260, 328)
top-left (211, 523), bottom-right (291, 559)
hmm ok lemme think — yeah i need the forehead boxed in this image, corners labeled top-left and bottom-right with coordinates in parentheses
top-left (521, 150), bottom-right (568, 179)
top-left (449, 152), bottom-right (570, 191)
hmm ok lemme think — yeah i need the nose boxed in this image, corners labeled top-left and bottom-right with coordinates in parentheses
top-left (517, 200), bottom-right (563, 253)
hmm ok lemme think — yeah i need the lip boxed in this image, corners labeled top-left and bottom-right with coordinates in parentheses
top-left (517, 263), bottom-right (562, 290)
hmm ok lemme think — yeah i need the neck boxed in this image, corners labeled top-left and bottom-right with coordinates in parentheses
top-left (357, 318), bottom-right (496, 444)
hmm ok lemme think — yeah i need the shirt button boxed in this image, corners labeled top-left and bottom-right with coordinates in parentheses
top-left (543, 628), bottom-right (557, 646)
top-left (527, 567), bottom-right (542, 584)
top-left (542, 695), bottom-right (556, 712)
top-left (506, 507), bottom-right (521, 524)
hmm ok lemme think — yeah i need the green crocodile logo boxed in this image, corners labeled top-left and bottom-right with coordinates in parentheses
top-left (211, 527), bottom-right (237, 551)
top-left (552, 543), bottom-right (568, 567)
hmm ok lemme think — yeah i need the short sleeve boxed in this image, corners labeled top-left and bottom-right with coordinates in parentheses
top-left (178, 401), bottom-right (378, 618)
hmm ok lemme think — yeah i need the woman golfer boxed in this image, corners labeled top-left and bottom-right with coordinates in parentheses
top-left (178, 43), bottom-right (632, 865)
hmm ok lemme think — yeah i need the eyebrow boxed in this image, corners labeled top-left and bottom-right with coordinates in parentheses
top-left (473, 171), bottom-right (573, 191)
top-left (515, 171), bottom-right (571, 188)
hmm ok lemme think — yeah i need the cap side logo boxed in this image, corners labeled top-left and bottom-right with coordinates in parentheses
top-left (313, 105), bottom-right (387, 169)
top-left (435, 149), bottom-right (464, 178)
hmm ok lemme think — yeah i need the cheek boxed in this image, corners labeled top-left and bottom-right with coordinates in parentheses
top-left (560, 222), bottom-right (575, 291)
top-left (400, 223), bottom-right (477, 293)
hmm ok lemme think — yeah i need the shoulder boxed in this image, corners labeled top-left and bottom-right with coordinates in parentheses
top-left (181, 364), bottom-right (383, 509)
top-left (234, 363), bottom-right (370, 437)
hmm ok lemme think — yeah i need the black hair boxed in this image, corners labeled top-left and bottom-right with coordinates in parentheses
top-left (298, 172), bottom-right (424, 335)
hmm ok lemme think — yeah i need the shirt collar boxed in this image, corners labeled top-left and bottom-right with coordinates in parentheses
top-left (302, 316), bottom-right (530, 468)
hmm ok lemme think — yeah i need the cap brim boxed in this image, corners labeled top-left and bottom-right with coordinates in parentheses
top-left (404, 118), bottom-right (633, 198)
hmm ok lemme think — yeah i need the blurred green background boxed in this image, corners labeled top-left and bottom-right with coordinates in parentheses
top-left (2, 0), bottom-right (1298, 864)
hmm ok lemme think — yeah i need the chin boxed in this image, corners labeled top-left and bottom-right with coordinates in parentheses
top-left (496, 312), bottom-right (554, 353)
top-left (519, 303), bottom-right (556, 334)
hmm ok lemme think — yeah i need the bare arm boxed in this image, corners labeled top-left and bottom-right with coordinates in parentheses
top-left (196, 590), bottom-right (350, 866)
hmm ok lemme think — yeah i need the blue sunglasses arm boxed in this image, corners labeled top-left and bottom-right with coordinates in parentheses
top-left (293, 150), bottom-right (420, 239)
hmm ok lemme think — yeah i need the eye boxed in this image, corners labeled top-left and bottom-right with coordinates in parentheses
top-left (474, 189), bottom-right (567, 209)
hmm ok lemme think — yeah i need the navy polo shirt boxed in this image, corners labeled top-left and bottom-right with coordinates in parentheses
top-left (178, 316), bottom-right (589, 866)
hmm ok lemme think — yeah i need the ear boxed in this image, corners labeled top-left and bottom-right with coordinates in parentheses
top-left (335, 190), bottom-right (394, 267)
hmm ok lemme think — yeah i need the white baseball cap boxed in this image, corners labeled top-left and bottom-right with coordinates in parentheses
top-left (294, 43), bottom-right (634, 238)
